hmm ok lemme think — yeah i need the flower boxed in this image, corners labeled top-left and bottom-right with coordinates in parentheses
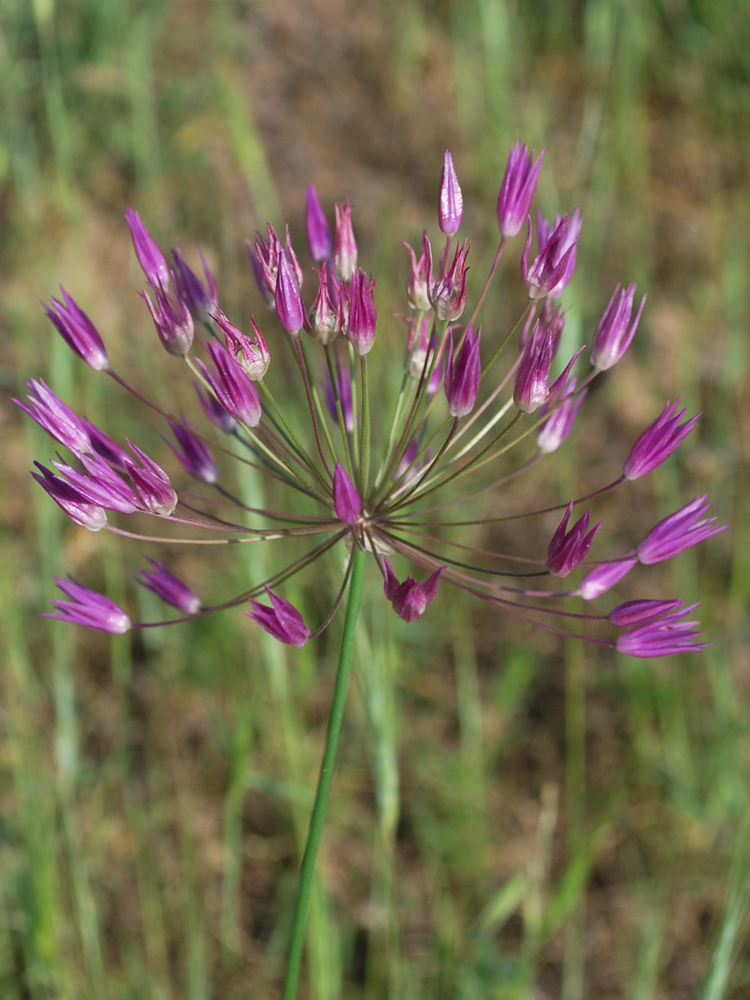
top-left (21, 145), bottom-right (722, 656)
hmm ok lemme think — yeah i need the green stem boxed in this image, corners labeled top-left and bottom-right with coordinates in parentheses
top-left (359, 355), bottom-right (371, 497)
top-left (281, 544), bottom-right (367, 1000)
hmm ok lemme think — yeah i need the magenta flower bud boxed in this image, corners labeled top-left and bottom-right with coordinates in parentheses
top-left (31, 463), bottom-right (109, 531)
top-left (576, 559), bottom-right (637, 600)
top-left (537, 375), bottom-right (587, 454)
top-left (210, 309), bottom-right (270, 381)
top-left (521, 214), bottom-right (580, 300)
top-left (253, 224), bottom-right (304, 297)
top-left (346, 269), bottom-right (377, 356)
top-left (50, 453), bottom-right (139, 513)
top-left (43, 289), bottom-right (109, 371)
top-left (444, 325), bottom-right (481, 417)
top-left (196, 339), bottom-right (262, 428)
top-left (430, 239), bottom-right (470, 321)
top-left (615, 605), bottom-right (708, 657)
top-left (136, 558), bottom-right (201, 614)
top-left (168, 418), bottom-right (219, 484)
top-left (171, 248), bottom-right (218, 323)
top-left (246, 585), bottom-right (310, 647)
top-left (309, 264), bottom-right (341, 345)
top-left (305, 184), bottom-right (332, 262)
top-left (438, 150), bottom-right (463, 235)
top-left (193, 380), bottom-right (237, 434)
top-left (333, 200), bottom-right (358, 282)
top-left (546, 501), bottom-right (602, 577)
top-left (333, 462), bottom-right (362, 525)
top-left (81, 420), bottom-right (130, 472)
top-left (125, 208), bottom-right (170, 289)
top-left (609, 599), bottom-right (684, 628)
top-left (275, 248), bottom-right (306, 334)
top-left (402, 234), bottom-right (432, 312)
top-left (14, 379), bottom-right (92, 456)
top-left (513, 320), bottom-right (584, 414)
top-left (534, 210), bottom-right (581, 299)
top-left (623, 399), bottom-right (700, 481)
top-left (139, 285), bottom-right (194, 356)
top-left (382, 558), bottom-right (445, 623)
top-left (591, 283), bottom-right (646, 371)
top-left (125, 442), bottom-right (179, 516)
top-left (45, 577), bottom-right (131, 633)
top-left (247, 242), bottom-right (275, 308)
top-left (637, 496), bottom-right (727, 565)
top-left (497, 142), bottom-right (545, 238)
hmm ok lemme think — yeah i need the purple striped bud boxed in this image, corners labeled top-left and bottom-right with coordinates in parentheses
top-left (309, 263), bottom-right (342, 345)
top-left (43, 289), bottom-right (109, 371)
top-left (535, 210), bottom-right (581, 299)
top-left (591, 283), bottom-right (646, 371)
top-left (136, 558), bottom-right (201, 614)
top-left (81, 420), bottom-right (130, 472)
top-left (171, 248), bottom-right (218, 323)
top-left (609, 599), bottom-right (684, 627)
top-left (253, 224), bottom-right (304, 296)
top-left (521, 214), bottom-right (579, 300)
top-left (623, 399), bottom-right (700, 481)
top-left (546, 501), bottom-right (602, 577)
top-left (246, 585), bottom-right (310, 647)
top-left (333, 462), bottom-right (362, 525)
top-left (125, 442), bottom-right (179, 516)
top-left (382, 558), bottom-right (445, 623)
top-left (196, 340), bottom-right (262, 428)
top-left (346, 269), bottom-right (377, 356)
top-left (14, 379), bottom-right (92, 456)
top-left (168, 418), bottom-right (219, 484)
top-left (333, 200), bottom-right (358, 282)
top-left (637, 496), bottom-right (727, 565)
top-left (247, 242), bottom-right (275, 308)
top-left (402, 234), bottom-right (432, 312)
top-left (139, 285), bottom-right (194, 356)
top-left (438, 151), bottom-right (463, 235)
top-left (125, 208), bottom-right (170, 289)
top-left (31, 463), bottom-right (109, 531)
top-left (45, 577), bottom-right (131, 633)
top-left (497, 142), bottom-right (545, 238)
top-left (305, 184), bottom-right (332, 262)
top-left (430, 239), bottom-right (469, 321)
top-left (514, 320), bottom-right (585, 414)
top-left (537, 375), bottom-right (587, 454)
top-left (211, 309), bottom-right (270, 381)
top-left (576, 559), bottom-right (637, 600)
top-left (193, 380), bottom-right (237, 434)
top-left (615, 605), bottom-right (708, 657)
top-left (444, 325), bottom-right (481, 417)
top-left (275, 248), bottom-right (306, 334)
top-left (51, 453), bottom-right (139, 513)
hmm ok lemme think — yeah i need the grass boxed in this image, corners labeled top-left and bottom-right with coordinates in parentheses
top-left (1, 0), bottom-right (748, 996)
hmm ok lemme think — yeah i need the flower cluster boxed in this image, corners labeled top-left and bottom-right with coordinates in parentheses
top-left (18, 145), bottom-right (726, 657)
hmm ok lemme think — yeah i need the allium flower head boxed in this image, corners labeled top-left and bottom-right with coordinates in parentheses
top-left (22, 146), bottom-right (722, 659)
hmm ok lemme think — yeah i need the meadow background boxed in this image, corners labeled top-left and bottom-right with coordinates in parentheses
top-left (1, 0), bottom-right (748, 997)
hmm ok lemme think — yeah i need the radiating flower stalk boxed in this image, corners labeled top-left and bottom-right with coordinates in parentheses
top-left (18, 144), bottom-right (725, 997)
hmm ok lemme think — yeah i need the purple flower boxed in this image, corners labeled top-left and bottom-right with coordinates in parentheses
top-left (536, 375), bottom-right (587, 454)
top-left (346, 269), bottom-right (377, 356)
top-left (305, 184), bottom-right (332, 262)
top-left (14, 379), bottom-right (92, 455)
top-left (333, 200), bottom-right (358, 282)
top-left (438, 150), bottom-right (463, 235)
top-left (126, 208), bottom-right (170, 289)
top-left (82, 420), bottom-right (131, 472)
top-left (31, 463), bottom-right (109, 531)
top-left (333, 462), bottom-right (362, 525)
top-left (43, 289), bottom-right (109, 371)
top-left (254, 224), bottom-right (304, 296)
top-left (591, 283), bottom-right (646, 371)
top-left (521, 214), bottom-right (580, 300)
top-left (125, 442), bottom-right (179, 516)
top-left (497, 142), bottom-right (545, 238)
top-left (637, 496), bottom-right (727, 565)
top-left (430, 239), bottom-right (470, 321)
top-left (382, 559), bottom-right (445, 623)
top-left (171, 248), bottom-right (218, 323)
top-left (211, 309), bottom-right (270, 381)
top-left (609, 599), bottom-right (684, 627)
top-left (309, 263), bottom-right (342, 345)
top-left (534, 210), bottom-right (581, 299)
top-left (50, 453), bottom-right (139, 513)
top-left (402, 234), bottom-right (432, 312)
top-left (247, 242), bottom-right (274, 307)
top-left (576, 559), bottom-right (637, 600)
top-left (136, 558), bottom-right (201, 614)
top-left (546, 501), bottom-right (602, 577)
top-left (275, 248), bottom-right (306, 335)
top-left (193, 380), bottom-right (237, 434)
top-left (623, 399), bottom-right (700, 481)
top-left (513, 320), bottom-right (584, 414)
top-left (167, 418), bottom-right (219, 484)
top-left (615, 604), bottom-right (709, 657)
top-left (44, 577), bottom-right (131, 633)
top-left (195, 339), bottom-right (262, 428)
top-left (246, 585), bottom-right (310, 647)
top-left (139, 285), bottom-right (194, 356)
top-left (444, 325), bottom-right (481, 417)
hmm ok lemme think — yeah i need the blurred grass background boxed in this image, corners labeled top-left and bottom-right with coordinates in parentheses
top-left (0, 0), bottom-right (748, 997)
